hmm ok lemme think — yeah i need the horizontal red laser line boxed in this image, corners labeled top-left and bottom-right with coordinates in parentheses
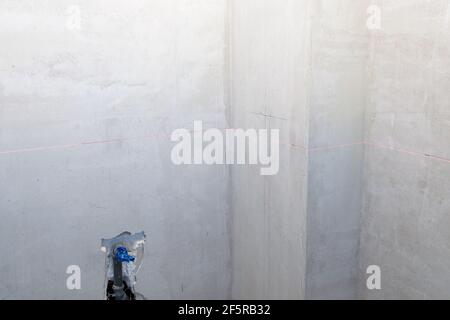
top-left (0, 134), bottom-right (168, 155)
top-left (365, 141), bottom-right (450, 164)
top-left (1, 135), bottom-right (450, 166)
top-left (0, 143), bottom-right (80, 155)
top-left (309, 141), bottom-right (365, 152)
top-left (285, 141), bottom-right (450, 166)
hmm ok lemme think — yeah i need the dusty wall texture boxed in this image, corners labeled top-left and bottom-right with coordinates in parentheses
top-left (305, 0), bottom-right (370, 300)
top-left (230, 0), bottom-right (450, 300)
top-left (359, 0), bottom-right (450, 299)
top-left (0, 0), bottom-right (231, 299)
top-left (229, 0), bottom-right (371, 300)
top-left (230, 0), bottom-right (310, 299)
top-left (1, 0), bottom-right (449, 300)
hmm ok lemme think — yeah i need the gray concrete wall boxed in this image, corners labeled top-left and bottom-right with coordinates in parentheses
top-left (305, 0), bottom-right (370, 299)
top-left (230, 0), bottom-right (310, 299)
top-left (0, 0), bottom-right (230, 299)
top-left (229, 0), bottom-right (371, 300)
top-left (359, 0), bottom-right (450, 299)
top-left (2, 0), bottom-right (449, 300)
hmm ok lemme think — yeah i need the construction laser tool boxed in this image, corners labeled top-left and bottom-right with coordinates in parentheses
top-left (101, 231), bottom-right (146, 300)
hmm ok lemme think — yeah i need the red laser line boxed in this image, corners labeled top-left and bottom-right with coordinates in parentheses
top-left (0, 134), bottom-right (169, 155)
top-left (1, 134), bottom-right (450, 166)
top-left (309, 141), bottom-right (365, 152)
top-left (365, 141), bottom-right (450, 164)
top-left (0, 143), bottom-right (81, 155)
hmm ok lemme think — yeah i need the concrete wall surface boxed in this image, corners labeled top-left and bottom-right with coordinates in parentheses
top-left (230, 0), bottom-right (450, 300)
top-left (359, 0), bottom-right (450, 299)
top-left (230, 0), bottom-right (310, 300)
top-left (1, 0), bottom-right (449, 300)
top-left (0, 0), bottom-right (230, 299)
top-left (229, 0), bottom-right (371, 300)
top-left (305, 0), bottom-right (370, 299)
